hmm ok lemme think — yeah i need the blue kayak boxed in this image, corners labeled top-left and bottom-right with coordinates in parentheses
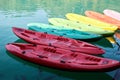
top-left (27, 23), bottom-right (102, 40)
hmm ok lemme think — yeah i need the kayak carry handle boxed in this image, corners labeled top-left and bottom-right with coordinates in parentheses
top-left (44, 47), bottom-right (56, 53)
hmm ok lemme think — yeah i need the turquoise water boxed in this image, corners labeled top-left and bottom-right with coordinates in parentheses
top-left (1, 0), bottom-right (120, 80)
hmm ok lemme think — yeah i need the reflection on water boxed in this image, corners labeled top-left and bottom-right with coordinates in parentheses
top-left (0, 0), bottom-right (119, 27)
top-left (113, 68), bottom-right (120, 80)
top-left (0, 0), bottom-right (120, 26)
top-left (1, 0), bottom-right (120, 80)
top-left (0, 0), bottom-right (119, 17)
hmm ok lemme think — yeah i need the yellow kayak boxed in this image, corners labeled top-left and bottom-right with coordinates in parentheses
top-left (48, 18), bottom-right (114, 35)
top-left (66, 13), bottom-right (118, 31)
top-left (106, 37), bottom-right (115, 43)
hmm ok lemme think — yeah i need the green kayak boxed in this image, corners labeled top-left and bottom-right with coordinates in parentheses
top-left (27, 23), bottom-right (102, 40)
top-left (48, 18), bottom-right (114, 35)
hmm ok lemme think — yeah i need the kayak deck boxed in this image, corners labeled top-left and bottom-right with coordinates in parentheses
top-left (6, 43), bottom-right (120, 71)
top-left (66, 13), bottom-right (118, 31)
top-left (28, 23), bottom-right (102, 40)
top-left (12, 27), bottom-right (105, 55)
top-left (48, 18), bottom-right (114, 35)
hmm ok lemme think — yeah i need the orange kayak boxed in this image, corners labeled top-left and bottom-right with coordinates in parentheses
top-left (85, 10), bottom-right (120, 29)
top-left (6, 43), bottom-right (120, 71)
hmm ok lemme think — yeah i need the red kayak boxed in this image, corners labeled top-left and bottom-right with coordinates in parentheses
top-left (12, 27), bottom-right (105, 55)
top-left (6, 43), bottom-right (120, 71)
